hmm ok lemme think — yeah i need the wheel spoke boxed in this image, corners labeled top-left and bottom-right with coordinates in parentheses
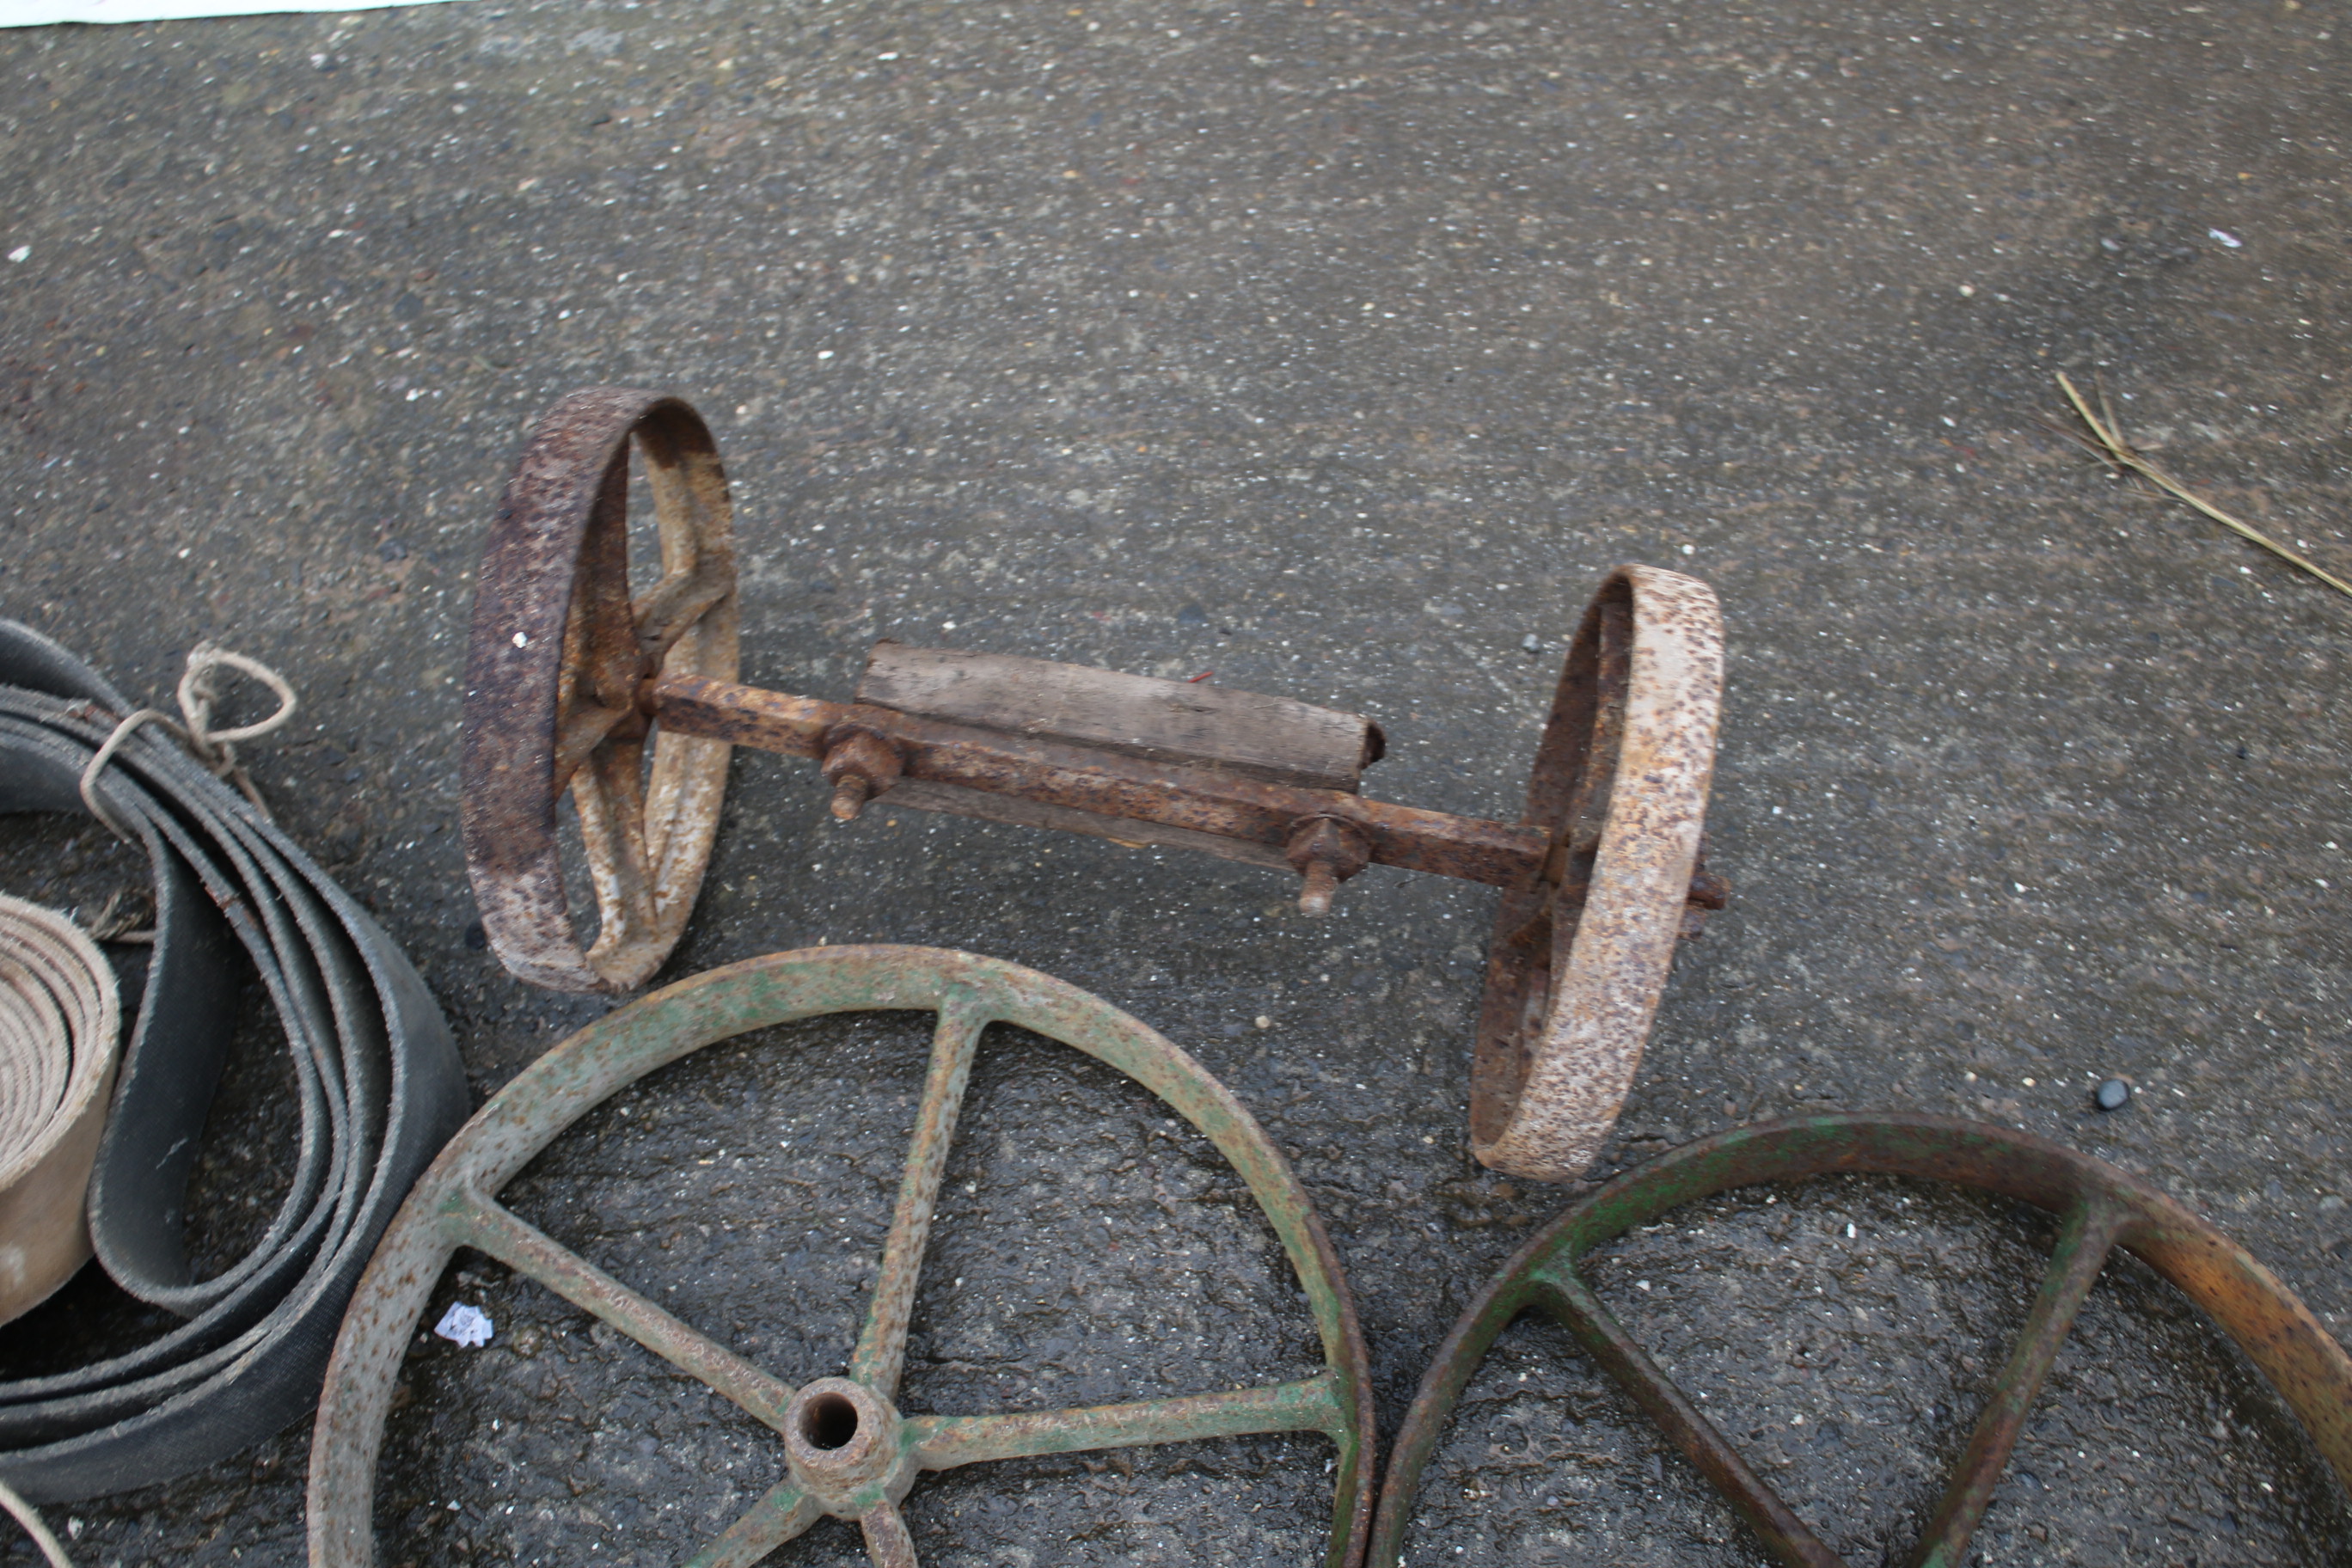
top-left (444, 1191), bottom-right (796, 1431)
top-left (910, 1374), bottom-right (1346, 1471)
top-left (549, 462), bottom-right (646, 799)
top-left (849, 986), bottom-right (991, 1397)
top-left (682, 1478), bottom-right (822, 1568)
top-left (859, 1498), bottom-right (920, 1568)
top-left (633, 564), bottom-right (732, 665)
top-left (1531, 1264), bottom-right (1846, 1568)
top-left (573, 736), bottom-right (660, 959)
top-left (1903, 1197), bottom-right (2127, 1568)
top-left (550, 699), bottom-right (634, 796)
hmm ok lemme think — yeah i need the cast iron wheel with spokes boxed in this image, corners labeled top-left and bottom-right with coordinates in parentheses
top-left (307, 946), bottom-right (1375, 1568)
top-left (1370, 1114), bottom-right (2352, 1568)
top-left (1468, 564), bottom-right (1724, 1182)
top-left (461, 387), bottom-right (741, 995)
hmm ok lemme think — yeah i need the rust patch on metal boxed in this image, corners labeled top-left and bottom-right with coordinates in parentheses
top-left (1369, 1113), bottom-right (2352, 1568)
top-left (460, 389), bottom-right (738, 994)
top-left (1467, 565), bottom-right (1724, 1183)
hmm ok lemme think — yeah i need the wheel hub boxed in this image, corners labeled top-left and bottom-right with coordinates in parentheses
top-left (781, 1377), bottom-right (917, 1517)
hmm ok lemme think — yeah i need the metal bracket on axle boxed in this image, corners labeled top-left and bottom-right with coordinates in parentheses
top-left (458, 389), bottom-right (1728, 1180)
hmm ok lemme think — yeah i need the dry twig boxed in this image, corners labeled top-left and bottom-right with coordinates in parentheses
top-left (2055, 371), bottom-right (2352, 602)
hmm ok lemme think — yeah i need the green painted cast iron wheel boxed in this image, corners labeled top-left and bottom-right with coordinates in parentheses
top-left (307, 946), bottom-right (1375, 1568)
top-left (1371, 1114), bottom-right (2352, 1568)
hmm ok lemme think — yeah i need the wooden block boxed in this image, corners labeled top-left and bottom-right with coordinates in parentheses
top-left (877, 779), bottom-right (1293, 870)
top-left (855, 642), bottom-right (1382, 793)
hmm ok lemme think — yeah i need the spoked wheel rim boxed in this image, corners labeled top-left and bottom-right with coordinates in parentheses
top-left (1370, 1114), bottom-right (2352, 1568)
top-left (462, 388), bottom-right (741, 995)
top-left (1470, 564), bottom-right (1724, 1182)
top-left (306, 946), bottom-right (1376, 1568)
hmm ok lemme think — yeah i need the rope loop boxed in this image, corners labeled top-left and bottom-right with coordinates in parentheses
top-left (175, 643), bottom-right (299, 758)
top-left (75, 643), bottom-right (298, 838)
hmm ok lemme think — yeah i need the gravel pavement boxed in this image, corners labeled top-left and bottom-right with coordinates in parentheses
top-left (1, 0), bottom-right (2347, 1563)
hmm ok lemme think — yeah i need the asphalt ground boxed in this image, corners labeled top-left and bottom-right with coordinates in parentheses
top-left (1, 0), bottom-right (2348, 1563)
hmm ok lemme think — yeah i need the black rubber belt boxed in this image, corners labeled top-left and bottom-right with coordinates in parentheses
top-left (0, 620), bottom-right (469, 1503)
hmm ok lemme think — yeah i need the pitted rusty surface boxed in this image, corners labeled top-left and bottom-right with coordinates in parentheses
top-left (1471, 567), bottom-right (1724, 1183)
top-left (460, 390), bottom-right (738, 995)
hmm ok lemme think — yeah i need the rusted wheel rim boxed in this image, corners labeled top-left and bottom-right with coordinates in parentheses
top-left (1470, 565), bottom-right (1723, 1182)
top-left (306, 946), bottom-right (1375, 1568)
top-left (1370, 1114), bottom-right (2352, 1568)
top-left (461, 388), bottom-right (741, 995)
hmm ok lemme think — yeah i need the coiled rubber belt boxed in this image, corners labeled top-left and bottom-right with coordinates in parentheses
top-left (0, 894), bottom-right (121, 1327)
top-left (0, 619), bottom-right (469, 1503)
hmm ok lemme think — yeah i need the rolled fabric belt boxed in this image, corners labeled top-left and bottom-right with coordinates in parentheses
top-left (0, 896), bottom-right (121, 1326)
top-left (0, 620), bottom-right (469, 1503)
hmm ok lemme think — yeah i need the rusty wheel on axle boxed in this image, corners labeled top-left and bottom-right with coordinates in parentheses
top-left (1370, 1114), bottom-right (2352, 1568)
top-left (1470, 564), bottom-right (1724, 1182)
top-left (307, 946), bottom-right (1375, 1568)
top-left (462, 388), bottom-right (741, 994)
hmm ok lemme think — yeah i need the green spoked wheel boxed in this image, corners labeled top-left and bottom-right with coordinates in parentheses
top-left (1371, 1114), bottom-right (2352, 1568)
top-left (307, 946), bottom-right (1375, 1568)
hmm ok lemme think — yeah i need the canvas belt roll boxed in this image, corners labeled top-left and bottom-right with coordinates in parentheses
top-left (0, 895), bottom-right (121, 1329)
top-left (0, 619), bottom-right (469, 1504)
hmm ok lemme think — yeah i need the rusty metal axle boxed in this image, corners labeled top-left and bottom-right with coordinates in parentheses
top-left (462, 389), bottom-right (1728, 1181)
top-left (659, 674), bottom-right (1569, 896)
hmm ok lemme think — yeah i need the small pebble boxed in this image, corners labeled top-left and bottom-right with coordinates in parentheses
top-left (2094, 1078), bottom-right (2132, 1112)
top-left (1253, 1014), bottom-right (1272, 1030)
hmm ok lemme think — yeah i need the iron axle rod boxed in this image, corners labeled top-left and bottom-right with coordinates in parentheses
top-left (653, 672), bottom-right (1551, 889)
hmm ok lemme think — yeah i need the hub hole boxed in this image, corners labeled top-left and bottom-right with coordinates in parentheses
top-left (801, 1391), bottom-right (861, 1451)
